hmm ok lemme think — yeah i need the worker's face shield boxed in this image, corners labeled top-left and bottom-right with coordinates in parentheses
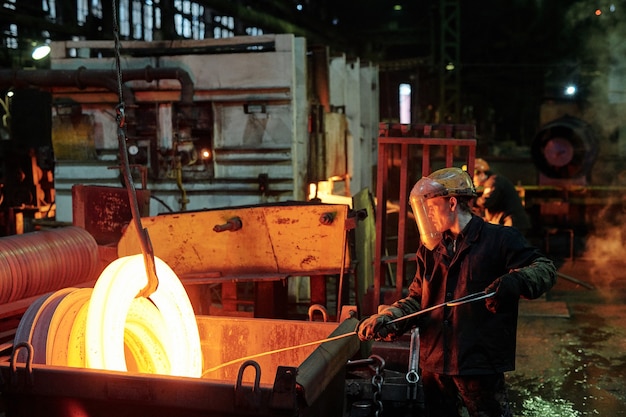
top-left (409, 177), bottom-right (447, 250)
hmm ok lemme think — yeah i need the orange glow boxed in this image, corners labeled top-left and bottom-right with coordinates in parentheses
top-left (16, 255), bottom-right (202, 377)
top-left (46, 288), bottom-right (92, 367)
top-left (123, 297), bottom-right (171, 374)
top-left (200, 148), bottom-right (212, 160)
top-left (595, 9), bottom-right (602, 15)
top-left (85, 255), bottom-right (202, 377)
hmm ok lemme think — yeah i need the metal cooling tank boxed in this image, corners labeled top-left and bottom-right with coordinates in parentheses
top-left (0, 316), bottom-right (360, 417)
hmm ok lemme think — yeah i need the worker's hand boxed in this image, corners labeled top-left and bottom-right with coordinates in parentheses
top-left (485, 274), bottom-right (522, 313)
top-left (357, 314), bottom-right (398, 342)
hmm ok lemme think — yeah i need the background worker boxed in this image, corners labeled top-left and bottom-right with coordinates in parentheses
top-left (472, 158), bottom-right (532, 236)
top-left (357, 167), bottom-right (557, 417)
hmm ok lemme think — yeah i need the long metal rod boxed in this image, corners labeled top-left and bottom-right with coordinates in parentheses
top-left (389, 291), bottom-right (495, 324)
top-left (202, 292), bottom-right (495, 377)
top-left (557, 271), bottom-right (594, 290)
top-left (202, 331), bottom-right (357, 376)
top-left (336, 227), bottom-right (348, 319)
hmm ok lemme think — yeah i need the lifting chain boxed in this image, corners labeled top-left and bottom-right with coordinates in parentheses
top-left (369, 355), bottom-right (385, 417)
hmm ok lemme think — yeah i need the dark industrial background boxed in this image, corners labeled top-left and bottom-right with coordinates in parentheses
top-left (0, 1), bottom-right (617, 151)
top-left (0, 3), bottom-right (625, 417)
top-left (0, 1), bottom-right (623, 260)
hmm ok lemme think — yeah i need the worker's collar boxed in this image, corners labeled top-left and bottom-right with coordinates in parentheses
top-left (443, 215), bottom-right (473, 241)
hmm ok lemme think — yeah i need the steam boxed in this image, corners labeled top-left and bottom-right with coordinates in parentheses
top-left (564, 3), bottom-right (626, 137)
top-left (560, 3), bottom-right (626, 270)
top-left (580, 195), bottom-right (626, 288)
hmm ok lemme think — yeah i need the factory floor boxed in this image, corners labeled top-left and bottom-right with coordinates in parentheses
top-left (508, 257), bottom-right (626, 416)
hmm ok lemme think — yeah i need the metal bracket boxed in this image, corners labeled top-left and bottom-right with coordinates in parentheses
top-left (308, 304), bottom-right (329, 322)
top-left (269, 366), bottom-right (298, 411)
top-left (235, 360), bottom-right (262, 409)
top-left (10, 342), bottom-right (35, 390)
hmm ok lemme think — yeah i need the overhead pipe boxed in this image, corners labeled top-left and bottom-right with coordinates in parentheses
top-left (0, 66), bottom-right (195, 132)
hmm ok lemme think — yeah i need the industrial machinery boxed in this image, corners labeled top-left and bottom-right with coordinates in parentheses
top-left (2, 310), bottom-right (361, 417)
top-left (0, 187), bottom-right (434, 417)
top-left (0, 30), bottom-right (617, 417)
top-left (0, 35), bottom-right (379, 229)
top-left (531, 114), bottom-right (599, 185)
top-left (0, 179), bottom-right (392, 417)
top-left (114, 201), bottom-right (356, 318)
top-left (0, 209), bottom-right (364, 416)
top-left (0, 34), bottom-right (405, 417)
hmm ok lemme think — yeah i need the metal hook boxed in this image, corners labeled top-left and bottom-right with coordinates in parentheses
top-left (10, 342), bottom-right (34, 388)
top-left (235, 360), bottom-right (263, 409)
top-left (110, 3), bottom-right (158, 297)
top-left (308, 304), bottom-right (329, 322)
top-left (115, 102), bottom-right (126, 127)
top-left (368, 354), bottom-right (386, 374)
top-left (236, 360), bottom-right (262, 392)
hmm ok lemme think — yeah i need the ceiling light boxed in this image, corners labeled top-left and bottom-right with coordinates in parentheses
top-left (564, 85), bottom-right (577, 96)
top-left (32, 44), bottom-right (51, 60)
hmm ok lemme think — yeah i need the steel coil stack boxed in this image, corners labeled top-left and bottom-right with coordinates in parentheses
top-left (0, 226), bottom-right (100, 304)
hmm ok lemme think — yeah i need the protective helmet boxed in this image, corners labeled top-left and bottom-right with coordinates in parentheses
top-left (474, 158), bottom-right (490, 173)
top-left (409, 167), bottom-right (476, 250)
top-left (427, 167), bottom-right (477, 198)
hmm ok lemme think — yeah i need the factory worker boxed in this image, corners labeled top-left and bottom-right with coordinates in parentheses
top-left (472, 158), bottom-right (532, 236)
top-left (472, 158), bottom-right (491, 193)
top-left (357, 167), bottom-right (557, 417)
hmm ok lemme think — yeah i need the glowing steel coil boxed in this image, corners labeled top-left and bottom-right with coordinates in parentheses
top-left (46, 287), bottom-right (93, 367)
top-left (85, 255), bottom-right (202, 377)
top-left (14, 255), bottom-right (203, 378)
top-left (123, 297), bottom-right (171, 374)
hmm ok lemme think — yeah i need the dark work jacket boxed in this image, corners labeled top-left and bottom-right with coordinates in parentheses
top-left (476, 174), bottom-right (531, 235)
top-left (388, 215), bottom-right (556, 376)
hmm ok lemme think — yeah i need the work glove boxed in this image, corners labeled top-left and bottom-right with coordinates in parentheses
top-left (357, 309), bottom-right (400, 342)
top-left (484, 274), bottom-right (523, 314)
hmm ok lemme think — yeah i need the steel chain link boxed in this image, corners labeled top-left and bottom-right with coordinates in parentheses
top-left (371, 364), bottom-right (384, 417)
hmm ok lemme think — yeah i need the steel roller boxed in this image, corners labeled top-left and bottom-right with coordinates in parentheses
top-left (0, 226), bottom-right (100, 304)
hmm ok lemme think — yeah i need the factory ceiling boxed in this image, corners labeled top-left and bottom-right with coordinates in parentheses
top-left (0, 1), bottom-right (600, 71)
top-left (0, 0), bottom-right (620, 143)
top-left (0, 1), bottom-right (609, 77)
top-left (0, 0), bottom-right (429, 68)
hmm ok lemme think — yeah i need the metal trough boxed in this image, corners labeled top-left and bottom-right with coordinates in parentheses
top-left (0, 315), bottom-right (360, 417)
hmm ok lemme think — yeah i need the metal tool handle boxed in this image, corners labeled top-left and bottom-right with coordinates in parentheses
top-left (406, 328), bottom-right (420, 400)
top-left (389, 291), bottom-right (496, 324)
top-left (406, 327), bottom-right (420, 384)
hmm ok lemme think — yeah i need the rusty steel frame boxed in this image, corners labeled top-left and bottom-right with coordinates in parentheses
top-left (373, 126), bottom-right (477, 308)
